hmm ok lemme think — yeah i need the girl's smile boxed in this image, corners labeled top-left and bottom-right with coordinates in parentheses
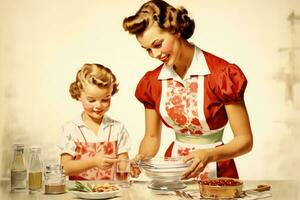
top-left (79, 84), bottom-right (113, 122)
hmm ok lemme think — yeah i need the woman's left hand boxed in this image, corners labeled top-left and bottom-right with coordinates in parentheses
top-left (181, 149), bottom-right (211, 179)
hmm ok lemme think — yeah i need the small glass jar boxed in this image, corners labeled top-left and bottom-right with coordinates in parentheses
top-left (44, 164), bottom-right (66, 194)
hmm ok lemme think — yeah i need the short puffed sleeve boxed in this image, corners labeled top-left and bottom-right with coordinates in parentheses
top-left (116, 123), bottom-right (131, 154)
top-left (214, 64), bottom-right (247, 104)
top-left (135, 71), bottom-right (156, 109)
top-left (57, 123), bottom-right (77, 157)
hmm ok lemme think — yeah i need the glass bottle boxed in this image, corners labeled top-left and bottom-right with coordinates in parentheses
top-left (28, 146), bottom-right (43, 192)
top-left (44, 164), bottom-right (66, 194)
top-left (11, 144), bottom-right (27, 191)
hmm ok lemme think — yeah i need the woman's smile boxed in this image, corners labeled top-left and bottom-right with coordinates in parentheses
top-left (159, 54), bottom-right (170, 63)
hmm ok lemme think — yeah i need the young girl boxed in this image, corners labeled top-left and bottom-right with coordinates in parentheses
top-left (123, 0), bottom-right (253, 180)
top-left (58, 63), bottom-right (130, 180)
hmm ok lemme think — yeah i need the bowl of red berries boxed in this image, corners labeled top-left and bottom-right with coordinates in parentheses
top-left (198, 177), bottom-right (243, 199)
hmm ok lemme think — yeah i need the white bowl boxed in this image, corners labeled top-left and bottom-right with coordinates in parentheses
top-left (139, 157), bottom-right (190, 181)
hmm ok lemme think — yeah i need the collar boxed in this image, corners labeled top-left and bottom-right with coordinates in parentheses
top-left (158, 46), bottom-right (211, 81)
top-left (72, 113), bottom-right (112, 129)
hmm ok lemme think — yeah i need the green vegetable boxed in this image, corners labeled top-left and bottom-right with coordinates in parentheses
top-left (68, 181), bottom-right (92, 192)
top-left (87, 182), bottom-right (93, 191)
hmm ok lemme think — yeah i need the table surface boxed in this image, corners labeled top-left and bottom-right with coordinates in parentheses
top-left (1, 179), bottom-right (299, 200)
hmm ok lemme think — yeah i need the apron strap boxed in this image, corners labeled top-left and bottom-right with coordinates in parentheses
top-left (107, 125), bottom-right (112, 142)
top-left (72, 122), bottom-right (87, 143)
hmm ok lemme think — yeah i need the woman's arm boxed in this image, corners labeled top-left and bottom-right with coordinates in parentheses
top-left (130, 108), bottom-right (162, 177)
top-left (61, 153), bottom-right (118, 176)
top-left (138, 108), bottom-right (162, 158)
top-left (182, 101), bottom-right (253, 178)
top-left (208, 102), bottom-right (253, 160)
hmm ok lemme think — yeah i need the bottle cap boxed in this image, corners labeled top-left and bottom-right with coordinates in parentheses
top-left (13, 143), bottom-right (25, 150)
top-left (30, 145), bottom-right (41, 152)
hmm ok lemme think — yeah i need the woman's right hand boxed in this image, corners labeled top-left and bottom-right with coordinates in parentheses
top-left (130, 154), bottom-right (144, 178)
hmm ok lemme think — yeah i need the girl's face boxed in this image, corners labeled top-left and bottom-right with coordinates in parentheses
top-left (79, 84), bottom-right (113, 122)
top-left (136, 22), bottom-right (181, 66)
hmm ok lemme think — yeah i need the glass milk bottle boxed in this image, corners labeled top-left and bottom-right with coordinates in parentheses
top-left (28, 146), bottom-right (43, 192)
top-left (11, 144), bottom-right (27, 191)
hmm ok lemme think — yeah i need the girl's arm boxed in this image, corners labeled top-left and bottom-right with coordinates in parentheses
top-left (138, 108), bottom-right (162, 158)
top-left (61, 153), bottom-right (118, 176)
top-left (182, 102), bottom-right (253, 179)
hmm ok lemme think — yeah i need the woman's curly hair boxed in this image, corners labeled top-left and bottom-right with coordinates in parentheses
top-left (69, 63), bottom-right (119, 100)
top-left (123, 0), bottom-right (195, 39)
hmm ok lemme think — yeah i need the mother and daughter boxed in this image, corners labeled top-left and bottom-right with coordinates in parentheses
top-left (58, 0), bottom-right (253, 181)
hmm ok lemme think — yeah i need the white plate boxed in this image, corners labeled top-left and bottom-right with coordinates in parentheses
top-left (70, 190), bottom-right (120, 199)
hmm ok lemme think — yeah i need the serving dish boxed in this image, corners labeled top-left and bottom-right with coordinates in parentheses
top-left (69, 181), bottom-right (120, 199)
top-left (198, 177), bottom-right (243, 199)
top-left (70, 190), bottom-right (120, 199)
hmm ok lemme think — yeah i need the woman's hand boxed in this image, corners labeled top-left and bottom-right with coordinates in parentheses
top-left (94, 153), bottom-right (118, 170)
top-left (130, 154), bottom-right (145, 178)
top-left (181, 149), bottom-right (211, 179)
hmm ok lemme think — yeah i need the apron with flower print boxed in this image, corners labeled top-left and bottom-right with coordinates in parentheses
top-left (161, 76), bottom-right (230, 180)
top-left (69, 124), bottom-right (117, 180)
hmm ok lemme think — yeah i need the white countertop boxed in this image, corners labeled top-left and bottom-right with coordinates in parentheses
top-left (1, 179), bottom-right (299, 200)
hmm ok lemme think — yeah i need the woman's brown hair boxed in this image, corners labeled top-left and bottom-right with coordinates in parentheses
top-left (69, 63), bottom-right (119, 100)
top-left (123, 0), bottom-right (195, 39)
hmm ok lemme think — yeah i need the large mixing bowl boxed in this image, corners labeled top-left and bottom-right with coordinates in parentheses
top-left (140, 157), bottom-right (190, 181)
top-left (139, 157), bottom-right (191, 190)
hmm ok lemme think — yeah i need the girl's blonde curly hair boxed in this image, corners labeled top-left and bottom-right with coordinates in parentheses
top-left (69, 63), bottom-right (119, 100)
top-left (123, 0), bottom-right (195, 39)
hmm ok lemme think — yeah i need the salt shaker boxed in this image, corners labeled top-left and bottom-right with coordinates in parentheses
top-left (28, 145), bottom-right (43, 192)
top-left (11, 144), bottom-right (27, 191)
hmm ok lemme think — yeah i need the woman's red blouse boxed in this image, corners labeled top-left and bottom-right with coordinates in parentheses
top-left (135, 50), bottom-right (247, 131)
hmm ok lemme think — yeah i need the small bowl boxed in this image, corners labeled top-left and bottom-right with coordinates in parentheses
top-left (139, 157), bottom-right (190, 181)
top-left (198, 177), bottom-right (243, 199)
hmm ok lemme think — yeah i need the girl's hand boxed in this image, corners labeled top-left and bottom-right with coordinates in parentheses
top-left (94, 153), bottom-right (118, 170)
top-left (130, 154), bottom-right (144, 178)
top-left (181, 149), bottom-right (211, 179)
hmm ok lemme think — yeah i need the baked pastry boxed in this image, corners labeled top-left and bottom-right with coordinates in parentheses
top-left (198, 177), bottom-right (243, 198)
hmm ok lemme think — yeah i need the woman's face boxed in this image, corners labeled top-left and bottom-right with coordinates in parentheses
top-left (79, 84), bottom-right (113, 122)
top-left (136, 23), bottom-right (181, 66)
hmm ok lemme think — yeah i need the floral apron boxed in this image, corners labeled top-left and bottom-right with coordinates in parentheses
top-left (69, 124), bottom-right (117, 180)
top-left (161, 76), bottom-right (238, 179)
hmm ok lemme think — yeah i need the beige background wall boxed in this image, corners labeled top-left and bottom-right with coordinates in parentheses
top-left (0, 0), bottom-right (299, 180)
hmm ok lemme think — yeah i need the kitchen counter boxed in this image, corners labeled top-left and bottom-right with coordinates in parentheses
top-left (1, 179), bottom-right (299, 200)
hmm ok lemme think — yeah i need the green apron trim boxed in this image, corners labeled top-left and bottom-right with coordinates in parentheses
top-left (175, 129), bottom-right (224, 144)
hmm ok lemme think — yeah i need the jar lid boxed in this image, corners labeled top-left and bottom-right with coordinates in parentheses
top-left (45, 164), bottom-right (63, 172)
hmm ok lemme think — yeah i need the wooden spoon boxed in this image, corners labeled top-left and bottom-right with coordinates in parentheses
top-left (252, 184), bottom-right (271, 192)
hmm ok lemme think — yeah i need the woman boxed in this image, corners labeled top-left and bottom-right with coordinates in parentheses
top-left (123, 0), bottom-right (253, 180)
